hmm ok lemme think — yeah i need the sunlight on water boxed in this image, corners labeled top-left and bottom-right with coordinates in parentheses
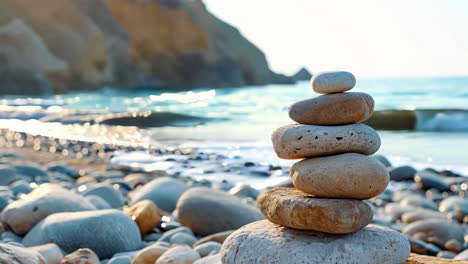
top-left (0, 119), bottom-right (150, 146)
top-left (149, 89), bottom-right (216, 103)
top-left (0, 77), bottom-right (467, 169)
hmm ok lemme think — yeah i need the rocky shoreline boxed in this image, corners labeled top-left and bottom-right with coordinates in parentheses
top-left (0, 127), bottom-right (466, 263)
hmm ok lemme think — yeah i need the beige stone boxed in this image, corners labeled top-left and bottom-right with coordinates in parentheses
top-left (290, 153), bottom-right (388, 199)
top-left (445, 239), bottom-right (462, 253)
top-left (124, 200), bottom-right (161, 236)
top-left (132, 245), bottom-right (168, 264)
top-left (311, 71), bottom-right (356, 94)
top-left (220, 220), bottom-right (410, 264)
top-left (60, 248), bottom-right (99, 264)
top-left (401, 209), bottom-right (447, 224)
top-left (271, 123), bottom-right (380, 159)
top-left (155, 245), bottom-right (200, 264)
top-left (289, 92), bottom-right (374, 125)
top-left (0, 243), bottom-right (46, 264)
top-left (407, 253), bottom-right (466, 263)
top-left (257, 188), bottom-right (372, 234)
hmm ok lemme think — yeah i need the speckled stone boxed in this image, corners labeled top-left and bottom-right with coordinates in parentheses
top-left (220, 220), bottom-right (410, 264)
top-left (290, 153), bottom-right (389, 199)
top-left (271, 123), bottom-right (380, 159)
top-left (257, 188), bottom-right (372, 234)
top-left (289, 92), bottom-right (374, 125)
top-left (311, 71), bottom-right (356, 94)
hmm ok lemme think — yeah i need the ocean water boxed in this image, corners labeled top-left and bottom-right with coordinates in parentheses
top-left (0, 76), bottom-right (467, 175)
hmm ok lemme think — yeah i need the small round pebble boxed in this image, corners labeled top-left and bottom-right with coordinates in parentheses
top-left (155, 245), bottom-right (200, 264)
top-left (170, 232), bottom-right (198, 246)
top-left (311, 71), bottom-right (356, 94)
top-left (132, 245), bottom-right (168, 264)
top-left (194, 241), bottom-right (222, 257)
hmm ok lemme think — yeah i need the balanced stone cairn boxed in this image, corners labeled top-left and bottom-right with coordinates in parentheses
top-left (220, 71), bottom-right (411, 263)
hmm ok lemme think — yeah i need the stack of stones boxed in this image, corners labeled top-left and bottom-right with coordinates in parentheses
top-left (220, 72), bottom-right (411, 264)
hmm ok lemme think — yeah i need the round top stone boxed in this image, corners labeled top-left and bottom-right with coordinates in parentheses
top-left (311, 71), bottom-right (356, 94)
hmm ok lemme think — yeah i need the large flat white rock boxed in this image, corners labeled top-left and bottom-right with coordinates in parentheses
top-left (220, 220), bottom-right (410, 264)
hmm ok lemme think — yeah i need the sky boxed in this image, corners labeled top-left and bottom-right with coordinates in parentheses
top-left (204, 0), bottom-right (468, 78)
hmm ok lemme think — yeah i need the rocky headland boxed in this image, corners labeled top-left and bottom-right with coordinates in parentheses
top-left (0, 0), bottom-right (296, 95)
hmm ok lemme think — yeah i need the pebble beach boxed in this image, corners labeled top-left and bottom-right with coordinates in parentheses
top-left (0, 74), bottom-right (466, 264)
top-left (0, 0), bottom-right (466, 262)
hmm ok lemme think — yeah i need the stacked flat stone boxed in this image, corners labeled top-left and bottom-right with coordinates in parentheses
top-left (266, 71), bottom-right (386, 233)
top-left (220, 72), bottom-right (411, 264)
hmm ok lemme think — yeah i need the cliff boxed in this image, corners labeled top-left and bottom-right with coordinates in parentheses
top-left (0, 0), bottom-right (293, 95)
top-left (292, 67), bottom-right (313, 81)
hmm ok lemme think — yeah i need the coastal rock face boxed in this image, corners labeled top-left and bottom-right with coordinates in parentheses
top-left (257, 188), bottom-right (372, 234)
top-left (271, 123), bottom-right (380, 159)
top-left (130, 177), bottom-right (189, 212)
top-left (220, 220), bottom-right (410, 264)
top-left (176, 187), bottom-right (264, 236)
top-left (291, 67), bottom-right (312, 81)
top-left (22, 209), bottom-right (142, 259)
top-left (290, 153), bottom-right (389, 199)
top-left (1, 183), bottom-right (96, 235)
top-left (311, 71), bottom-right (356, 94)
top-left (0, 0), bottom-right (292, 95)
top-left (0, 19), bottom-right (66, 96)
top-left (289, 92), bottom-right (374, 125)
